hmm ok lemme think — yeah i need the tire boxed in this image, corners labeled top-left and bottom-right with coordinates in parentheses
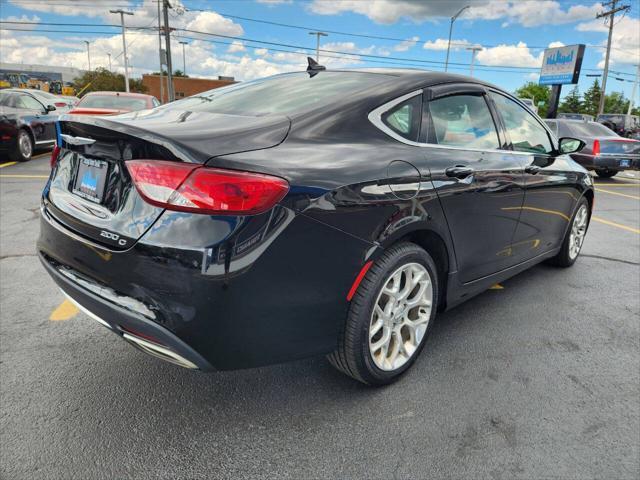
top-left (547, 198), bottom-right (590, 268)
top-left (595, 169), bottom-right (617, 178)
top-left (9, 129), bottom-right (33, 162)
top-left (328, 242), bottom-right (439, 386)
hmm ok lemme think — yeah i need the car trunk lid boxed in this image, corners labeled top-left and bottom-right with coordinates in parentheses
top-left (46, 111), bottom-right (290, 249)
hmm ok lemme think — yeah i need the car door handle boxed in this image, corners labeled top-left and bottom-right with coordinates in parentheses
top-left (525, 165), bottom-right (541, 174)
top-left (445, 166), bottom-right (475, 179)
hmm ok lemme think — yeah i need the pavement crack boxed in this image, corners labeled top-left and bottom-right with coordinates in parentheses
top-left (580, 254), bottom-right (639, 266)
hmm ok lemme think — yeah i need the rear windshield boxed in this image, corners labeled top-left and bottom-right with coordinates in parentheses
top-left (78, 95), bottom-right (148, 111)
top-left (167, 71), bottom-right (391, 116)
top-left (566, 121), bottom-right (617, 137)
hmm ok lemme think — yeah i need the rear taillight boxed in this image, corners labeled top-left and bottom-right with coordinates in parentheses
top-left (50, 144), bottom-right (61, 168)
top-left (126, 160), bottom-right (289, 215)
top-left (592, 139), bottom-right (600, 156)
top-left (54, 102), bottom-right (67, 108)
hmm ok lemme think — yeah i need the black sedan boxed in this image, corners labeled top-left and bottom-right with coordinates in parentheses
top-left (545, 118), bottom-right (639, 178)
top-left (0, 89), bottom-right (58, 162)
top-left (38, 65), bottom-right (593, 385)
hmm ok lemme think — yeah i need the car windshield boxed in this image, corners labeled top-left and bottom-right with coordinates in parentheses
top-left (78, 95), bottom-right (148, 111)
top-left (567, 121), bottom-right (617, 137)
top-left (598, 114), bottom-right (625, 123)
top-left (168, 71), bottom-right (391, 116)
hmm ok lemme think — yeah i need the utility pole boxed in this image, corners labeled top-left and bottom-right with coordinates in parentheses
top-left (83, 41), bottom-right (91, 71)
top-left (157, 0), bottom-right (164, 103)
top-left (596, 0), bottom-right (630, 114)
top-left (110, 9), bottom-right (134, 92)
top-left (107, 53), bottom-right (112, 72)
top-left (466, 46), bottom-right (482, 77)
top-left (308, 31), bottom-right (328, 62)
top-left (163, 0), bottom-right (175, 102)
top-left (179, 41), bottom-right (188, 75)
top-left (627, 64), bottom-right (639, 115)
top-left (445, 5), bottom-right (469, 72)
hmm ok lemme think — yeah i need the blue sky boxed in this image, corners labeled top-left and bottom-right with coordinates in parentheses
top-left (1, 0), bottom-right (639, 99)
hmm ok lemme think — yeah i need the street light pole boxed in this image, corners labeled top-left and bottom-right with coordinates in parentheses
top-left (466, 46), bottom-right (482, 77)
top-left (163, 0), bottom-right (175, 102)
top-left (308, 31), bottom-right (328, 62)
top-left (445, 5), bottom-right (469, 72)
top-left (110, 9), bottom-right (134, 92)
top-left (179, 41), bottom-right (188, 75)
top-left (107, 53), bottom-right (112, 72)
top-left (83, 40), bottom-right (91, 71)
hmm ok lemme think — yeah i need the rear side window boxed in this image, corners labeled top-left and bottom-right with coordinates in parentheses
top-left (428, 94), bottom-right (500, 149)
top-left (382, 95), bottom-right (422, 141)
top-left (490, 92), bottom-right (553, 154)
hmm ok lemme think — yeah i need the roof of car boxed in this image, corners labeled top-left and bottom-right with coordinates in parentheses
top-left (84, 91), bottom-right (154, 98)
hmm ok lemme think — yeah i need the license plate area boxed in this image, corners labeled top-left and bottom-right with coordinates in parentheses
top-left (72, 157), bottom-right (108, 203)
top-left (619, 159), bottom-right (630, 167)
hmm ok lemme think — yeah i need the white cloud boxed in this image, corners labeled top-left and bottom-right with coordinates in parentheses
top-left (308, 0), bottom-right (601, 27)
top-left (577, 16), bottom-right (640, 67)
top-left (423, 38), bottom-right (473, 51)
top-left (393, 36), bottom-right (420, 52)
top-left (254, 48), bottom-right (269, 56)
top-left (476, 41), bottom-right (543, 68)
top-left (227, 41), bottom-right (245, 53)
top-left (8, 0), bottom-right (118, 18)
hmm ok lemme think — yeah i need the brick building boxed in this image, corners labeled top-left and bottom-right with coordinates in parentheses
top-left (142, 75), bottom-right (236, 103)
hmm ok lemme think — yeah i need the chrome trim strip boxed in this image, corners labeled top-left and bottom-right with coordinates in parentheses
top-left (35, 140), bottom-right (55, 145)
top-left (61, 290), bottom-right (112, 329)
top-left (60, 134), bottom-right (96, 146)
top-left (368, 90), bottom-right (540, 157)
top-left (122, 333), bottom-right (198, 369)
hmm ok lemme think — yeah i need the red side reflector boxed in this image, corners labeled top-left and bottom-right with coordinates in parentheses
top-left (592, 139), bottom-right (600, 156)
top-left (126, 160), bottom-right (289, 215)
top-left (50, 144), bottom-right (61, 168)
top-left (347, 260), bottom-right (373, 301)
top-left (54, 102), bottom-right (67, 108)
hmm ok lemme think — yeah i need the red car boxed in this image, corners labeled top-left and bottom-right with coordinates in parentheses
top-left (69, 91), bottom-right (160, 116)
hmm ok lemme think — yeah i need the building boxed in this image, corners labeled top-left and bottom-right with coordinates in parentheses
top-left (0, 63), bottom-right (85, 84)
top-left (142, 75), bottom-right (236, 103)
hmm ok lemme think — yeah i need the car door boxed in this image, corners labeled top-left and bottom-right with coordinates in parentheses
top-left (14, 93), bottom-right (56, 143)
top-left (421, 84), bottom-right (526, 283)
top-left (488, 91), bottom-right (579, 263)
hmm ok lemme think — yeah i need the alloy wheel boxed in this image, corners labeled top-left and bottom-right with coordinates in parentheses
top-left (18, 131), bottom-right (32, 159)
top-left (369, 262), bottom-right (433, 371)
top-left (569, 204), bottom-right (588, 260)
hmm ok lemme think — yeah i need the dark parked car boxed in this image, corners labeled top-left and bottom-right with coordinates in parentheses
top-left (0, 89), bottom-right (58, 161)
top-left (545, 118), bottom-right (639, 178)
top-left (38, 67), bottom-right (593, 385)
top-left (596, 113), bottom-right (640, 138)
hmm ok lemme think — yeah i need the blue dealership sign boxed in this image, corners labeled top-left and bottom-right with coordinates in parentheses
top-left (539, 44), bottom-right (585, 85)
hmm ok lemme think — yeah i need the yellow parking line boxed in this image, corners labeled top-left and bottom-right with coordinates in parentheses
top-left (595, 183), bottom-right (640, 187)
top-left (0, 174), bottom-right (49, 178)
top-left (489, 283), bottom-right (504, 290)
top-left (0, 162), bottom-right (17, 168)
top-left (49, 300), bottom-right (80, 321)
top-left (595, 188), bottom-right (640, 200)
top-left (591, 216), bottom-right (640, 234)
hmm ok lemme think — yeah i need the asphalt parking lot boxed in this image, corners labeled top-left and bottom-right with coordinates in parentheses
top-left (1, 153), bottom-right (639, 480)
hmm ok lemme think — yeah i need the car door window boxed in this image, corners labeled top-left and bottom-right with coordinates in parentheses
top-left (490, 92), bottom-right (553, 154)
top-left (381, 94), bottom-right (422, 142)
top-left (17, 94), bottom-right (45, 112)
top-left (427, 94), bottom-right (499, 149)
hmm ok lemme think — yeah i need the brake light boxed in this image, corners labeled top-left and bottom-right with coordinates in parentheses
top-left (50, 144), bottom-right (61, 168)
top-left (592, 139), bottom-right (600, 156)
top-left (54, 102), bottom-right (67, 108)
top-left (126, 160), bottom-right (289, 215)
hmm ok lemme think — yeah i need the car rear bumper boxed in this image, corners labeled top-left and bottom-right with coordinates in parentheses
top-left (40, 251), bottom-right (212, 370)
top-left (594, 155), bottom-right (639, 171)
top-left (37, 201), bottom-right (374, 371)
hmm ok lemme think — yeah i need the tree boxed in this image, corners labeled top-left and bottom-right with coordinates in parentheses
top-left (514, 82), bottom-right (551, 117)
top-left (72, 67), bottom-right (148, 96)
top-left (151, 69), bottom-right (188, 77)
top-left (582, 78), bottom-right (601, 116)
top-left (604, 91), bottom-right (629, 114)
top-left (558, 86), bottom-right (582, 113)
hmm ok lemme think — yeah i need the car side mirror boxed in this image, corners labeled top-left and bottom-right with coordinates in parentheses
top-left (46, 104), bottom-right (56, 113)
top-left (558, 137), bottom-right (585, 154)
